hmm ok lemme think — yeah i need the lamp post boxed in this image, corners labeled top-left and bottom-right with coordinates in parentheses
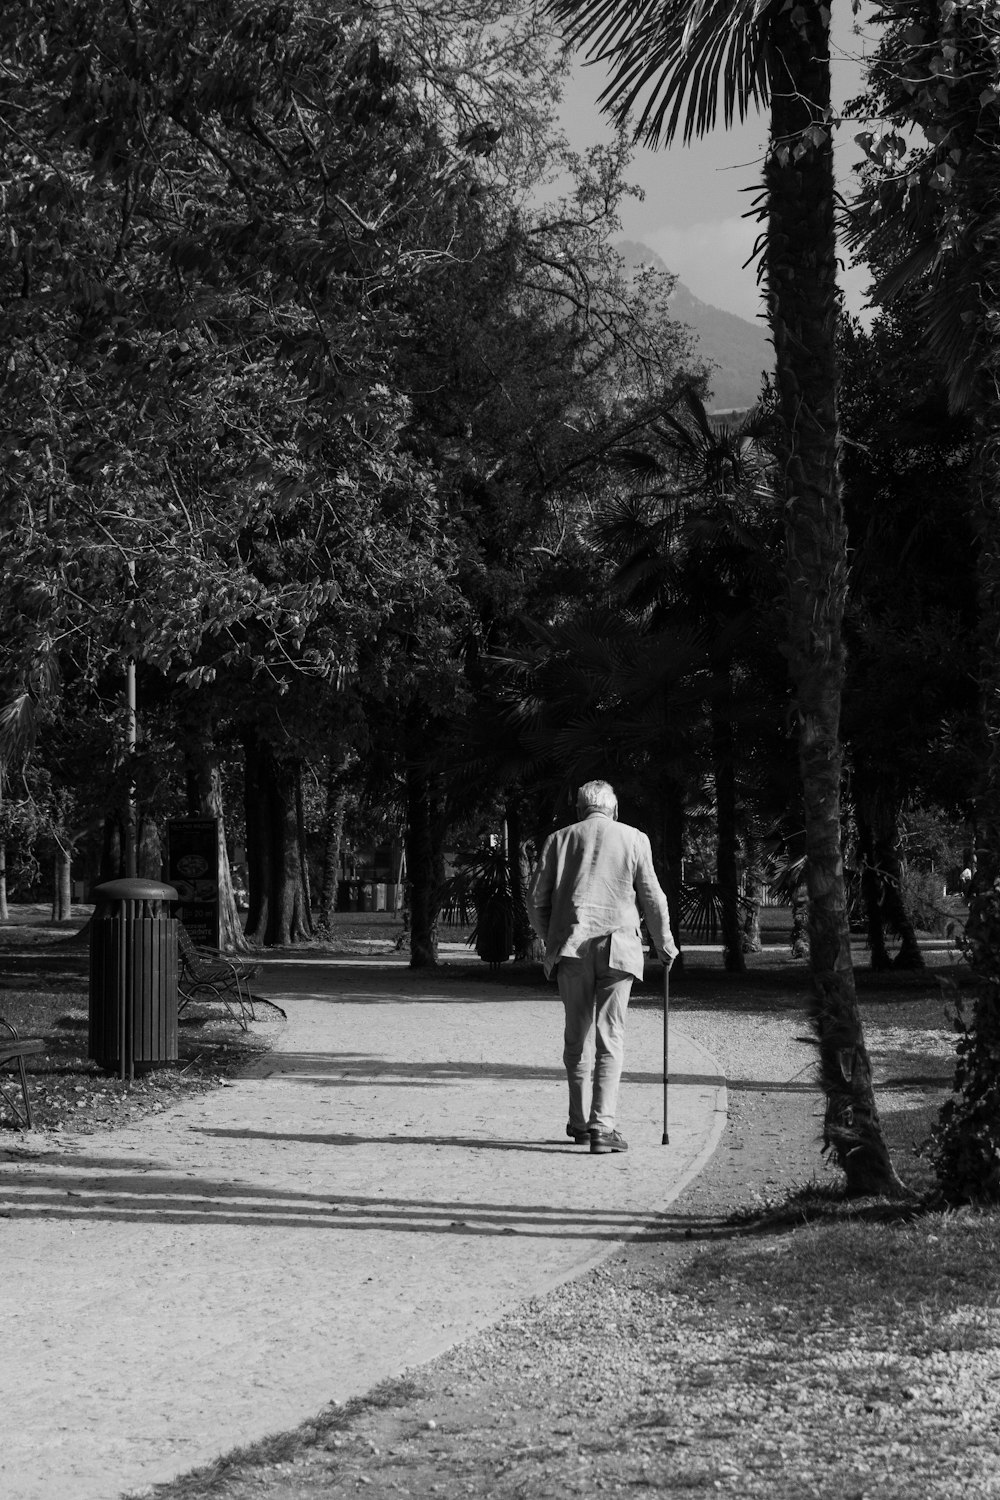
top-left (125, 656), bottom-right (137, 879)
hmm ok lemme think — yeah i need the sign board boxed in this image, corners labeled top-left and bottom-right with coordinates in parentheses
top-left (166, 817), bottom-right (221, 949)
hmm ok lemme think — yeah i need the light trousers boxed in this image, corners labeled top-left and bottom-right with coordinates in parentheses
top-left (557, 933), bottom-right (634, 1134)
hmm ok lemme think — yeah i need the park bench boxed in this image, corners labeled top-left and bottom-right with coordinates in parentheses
top-left (0, 1018), bottom-right (45, 1130)
top-left (177, 927), bottom-right (261, 1032)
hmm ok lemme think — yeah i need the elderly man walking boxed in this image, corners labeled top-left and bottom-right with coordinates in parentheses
top-left (527, 780), bottom-right (678, 1154)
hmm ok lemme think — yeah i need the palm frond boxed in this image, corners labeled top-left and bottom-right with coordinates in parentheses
top-left (679, 879), bottom-right (754, 941)
top-left (610, 549), bottom-right (681, 610)
top-left (0, 693), bottom-right (39, 763)
top-left (592, 492), bottom-right (668, 559)
top-left (549, 0), bottom-right (771, 146)
top-left (603, 447), bottom-right (672, 482)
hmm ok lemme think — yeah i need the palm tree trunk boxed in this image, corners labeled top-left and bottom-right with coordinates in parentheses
top-left (790, 882), bottom-right (809, 959)
top-left (766, 1), bottom-right (903, 1196)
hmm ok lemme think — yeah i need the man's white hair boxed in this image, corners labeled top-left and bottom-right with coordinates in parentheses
top-left (577, 779), bottom-right (617, 817)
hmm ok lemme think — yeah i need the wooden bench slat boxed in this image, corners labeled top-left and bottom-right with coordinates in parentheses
top-left (0, 1041), bottom-right (45, 1059)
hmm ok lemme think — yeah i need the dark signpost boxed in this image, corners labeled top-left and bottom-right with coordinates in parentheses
top-left (166, 817), bottom-right (221, 949)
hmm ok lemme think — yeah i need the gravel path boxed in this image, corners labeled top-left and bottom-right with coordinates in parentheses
top-left (2, 957), bottom-right (731, 1500)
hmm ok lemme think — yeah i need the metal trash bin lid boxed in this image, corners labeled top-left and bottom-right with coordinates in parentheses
top-left (94, 879), bottom-right (179, 903)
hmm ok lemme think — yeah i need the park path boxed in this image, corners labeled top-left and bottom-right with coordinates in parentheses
top-left (0, 956), bottom-right (726, 1500)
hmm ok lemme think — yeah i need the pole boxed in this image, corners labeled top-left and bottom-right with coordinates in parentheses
top-left (661, 962), bottom-right (670, 1145)
top-left (125, 656), bottom-right (137, 879)
top-left (125, 557), bottom-right (137, 880)
top-left (124, 897), bottom-right (134, 1085)
top-left (118, 899), bottom-right (128, 1084)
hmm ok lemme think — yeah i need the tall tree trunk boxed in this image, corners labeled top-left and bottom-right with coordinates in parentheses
top-left (137, 814), bottom-right (163, 883)
top-left (711, 659), bottom-right (746, 972)
top-left (857, 791), bottom-right (923, 970)
top-left (318, 756), bottom-right (349, 930)
top-left (295, 768), bottom-right (312, 919)
top-left (506, 797), bottom-right (536, 961)
top-left (100, 810), bottom-right (125, 883)
top-left (51, 842), bottom-right (72, 922)
top-left (243, 731), bottom-right (312, 948)
top-left (790, 883), bottom-right (810, 959)
top-left (741, 826), bottom-right (763, 954)
top-left (767, 2), bottom-right (903, 1196)
top-left (84, 810), bottom-right (127, 927)
top-left (185, 737), bottom-right (250, 953)
top-left (405, 705), bottom-right (439, 968)
top-left (856, 807), bottom-right (891, 970)
top-left (244, 730), bottom-right (272, 945)
top-left (875, 815), bottom-right (923, 969)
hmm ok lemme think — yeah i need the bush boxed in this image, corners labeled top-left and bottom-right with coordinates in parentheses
top-left (930, 888), bottom-right (1000, 1201)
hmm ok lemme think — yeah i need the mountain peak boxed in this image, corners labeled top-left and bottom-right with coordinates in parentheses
top-left (616, 239), bottom-right (772, 412)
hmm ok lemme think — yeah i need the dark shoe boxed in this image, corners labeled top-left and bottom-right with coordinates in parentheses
top-left (566, 1124), bottom-right (591, 1145)
top-left (590, 1128), bottom-right (628, 1155)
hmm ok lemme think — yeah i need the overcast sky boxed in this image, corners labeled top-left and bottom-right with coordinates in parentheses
top-left (556, 6), bottom-right (880, 325)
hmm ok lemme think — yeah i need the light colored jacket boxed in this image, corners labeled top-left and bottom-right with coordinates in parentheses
top-left (527, 810), bottom-right (678, 980)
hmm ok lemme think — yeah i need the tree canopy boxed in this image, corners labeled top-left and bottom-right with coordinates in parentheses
top-left (4, 0), bottom-right (1000, 1200)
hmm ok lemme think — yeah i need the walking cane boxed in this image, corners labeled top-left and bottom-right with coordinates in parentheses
top-left (661, 961), bottom-right (670, 1145)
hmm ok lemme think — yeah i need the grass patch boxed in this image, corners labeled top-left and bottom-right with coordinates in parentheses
top-left (124, 1378), bottom-right (427, 1500)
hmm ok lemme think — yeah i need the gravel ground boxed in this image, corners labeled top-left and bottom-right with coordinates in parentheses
top-left (130, 978), bottom-right (996, 1500)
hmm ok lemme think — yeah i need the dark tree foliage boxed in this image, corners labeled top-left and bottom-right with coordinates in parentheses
top-left (838, 311), bottom-right (978, 968)
top-left (847, 1), bottom-right (1000, 1198)
top-left (0, 1), bottom-right (497, 942)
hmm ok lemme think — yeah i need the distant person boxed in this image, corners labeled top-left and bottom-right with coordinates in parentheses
top-left (527, 780), bottom-right (678, 1155)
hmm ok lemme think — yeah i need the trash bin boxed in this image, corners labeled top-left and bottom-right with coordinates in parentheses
top-left (89, 878), bottom-right (179, 1080)
top-left (338, 878), bottom-right (362, 912)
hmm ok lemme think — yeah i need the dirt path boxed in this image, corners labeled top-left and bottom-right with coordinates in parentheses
top-left (1, 959), bottom-right (728, 1500)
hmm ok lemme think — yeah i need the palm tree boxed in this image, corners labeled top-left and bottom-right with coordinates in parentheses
top-left (548, 0), bottom-right (905, 1194)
